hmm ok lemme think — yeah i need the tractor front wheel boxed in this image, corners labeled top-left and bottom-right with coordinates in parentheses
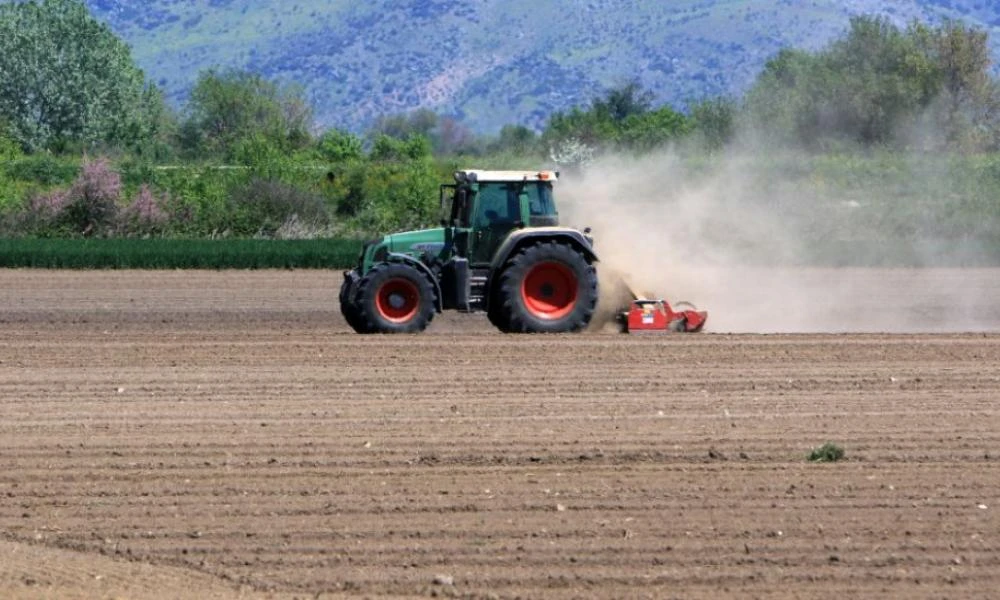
top-left (495, 242), bottom-right (597, 333)
top-left (355, 262), bottom-right (436, 333)
top-left (339, 271), bottom-right (369, 333)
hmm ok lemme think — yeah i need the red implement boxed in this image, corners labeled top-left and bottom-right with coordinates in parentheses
top-left (618, 299), bottom-right (708, 333)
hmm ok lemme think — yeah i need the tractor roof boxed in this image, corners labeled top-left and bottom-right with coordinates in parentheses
top-left (454, 170), bottom-right (558, 183)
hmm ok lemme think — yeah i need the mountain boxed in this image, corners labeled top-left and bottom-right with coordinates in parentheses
top-left (83, 0), bottom-right (1000, 133)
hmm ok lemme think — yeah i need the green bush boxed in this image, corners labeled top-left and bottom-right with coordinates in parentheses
top-left (0, 171), bottom-right (29, 213)
top-left (0, 128), bottom-right (22, 161)
top-left (225, 177), bottom-right (330, 237)
top-left (369, 134), bottom-right (432, 162)
top-left (808, 442), bottom-right (845, 463)
top-left (3, 154), bottom-right (78, 186)
top-left (314, 129), bottom-right (364, 163)
top-left (334, 159), bottom-right (440, 235)
top-left (143, 165), bottom-right (247, 236)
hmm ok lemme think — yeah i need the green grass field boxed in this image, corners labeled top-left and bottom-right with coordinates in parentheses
top-left (0, 238), bottom-right (362, 269)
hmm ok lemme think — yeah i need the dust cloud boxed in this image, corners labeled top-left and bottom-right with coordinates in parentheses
top-left (557, 150), bottom-right (1000, 333)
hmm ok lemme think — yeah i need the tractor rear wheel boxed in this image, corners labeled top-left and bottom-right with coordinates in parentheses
top-left (494, 241), bottom-right (597, 333)
top-left (339, 271), bottom-right (369, 333)
top-left (486, 286), bottom-right (512, 332)
top-left (355, 262), bottom-right (436, 334)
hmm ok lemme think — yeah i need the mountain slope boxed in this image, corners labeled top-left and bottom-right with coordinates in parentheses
top-left (84, 0), bottom-right (1000, 133)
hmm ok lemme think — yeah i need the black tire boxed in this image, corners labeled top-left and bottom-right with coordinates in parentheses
top-left (494, 241), bottom-right (598, 333)
top-left (486, 284), bottom-right (512, 332)
top-left (339, 271), bottom-right (369, 333)
top-left (354, 262), bottom-right (436, 334)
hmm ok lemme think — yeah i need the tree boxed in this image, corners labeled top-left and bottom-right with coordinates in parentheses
top-left (743, 48), bottom-right (835, 147)
top-left (433, 117), bottom-right (480, 156)
top-left (315, 129), bottom-right (364, 163)
top-left (369, 134), bottom-right (431, 162)
top-left (930, 21), bottom-right (992, 104)
top-left (0, 0), bottom-right (156, 152)
top-left (0, 121), bottom-right (22, 161)
top-left (823, 16), bottom-right (938, 145)
top-left (367, 109), bottom-right (480, 155)
top-left (489, 125), bottom-right (538, 155)
top-left (544, 106), bottom-right (617, 147)
top-left (543, 81), bottom-right (688, 153)
top-left (180, 69), bottom-right (313, 160)
top-left (592, 80), bottom-right (655, 122)
top-left (617, 106), bottom-right (692, 151)
top-left (369, 108), bottom-right (439, 141)
top-left (912, 19), bottom-right (1000, 151)
top-left (689, 97), bottom-right (737, 150)
top-left (746, 16), bottom-right (938, 147)
top-left (743, 15), bottom-right (1000, 151)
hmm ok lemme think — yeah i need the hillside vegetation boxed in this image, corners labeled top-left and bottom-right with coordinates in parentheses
top-left (86, 0), bottom-right (1000, 132)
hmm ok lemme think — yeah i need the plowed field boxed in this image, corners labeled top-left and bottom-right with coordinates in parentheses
top-left (2, 269), bottom-right (999, 599)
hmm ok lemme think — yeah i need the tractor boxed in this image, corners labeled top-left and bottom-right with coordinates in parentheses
top-left (339, 170), bottom-right (599, 333)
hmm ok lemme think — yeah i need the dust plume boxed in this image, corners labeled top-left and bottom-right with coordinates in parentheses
top-left (557, 148), bottom-right (1000, 333)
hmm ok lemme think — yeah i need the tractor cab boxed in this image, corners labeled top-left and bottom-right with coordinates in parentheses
top-left (441, 170), bottom-right (560, 265)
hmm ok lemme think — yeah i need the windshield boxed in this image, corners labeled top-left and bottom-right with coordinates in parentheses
top-left (473, 182), bottom-right (556, 227)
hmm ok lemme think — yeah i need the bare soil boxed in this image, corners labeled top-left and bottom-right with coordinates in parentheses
top-left (2, 269), bottom-right (999, 599)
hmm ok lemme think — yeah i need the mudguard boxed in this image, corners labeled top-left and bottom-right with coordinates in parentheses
top-left (489, 227), bottom-right (598, 272)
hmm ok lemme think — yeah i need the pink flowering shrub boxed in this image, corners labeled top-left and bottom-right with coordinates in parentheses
top-left (22, 157), bottom-right (123, 236)
top-left (28, 188), bottom-right (71, 217)
top-left (63, 157), bottom-right (121, 235)
top-left (119, 184), bottom-right (169, 236)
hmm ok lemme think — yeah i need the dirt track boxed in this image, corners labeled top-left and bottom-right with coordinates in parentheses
top-left (2, 270), bottom-right (1000, 599)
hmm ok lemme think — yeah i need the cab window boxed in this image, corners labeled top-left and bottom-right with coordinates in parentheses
top-left (528, 182), bottom-right (556, 216)
top-left (474, 184), bottom-right (520, 227)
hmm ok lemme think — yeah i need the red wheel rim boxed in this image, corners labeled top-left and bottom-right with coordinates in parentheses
top-left (520, 261), bottom-right (577, 320)
top-left (375, 278), bottom-right (420, 323)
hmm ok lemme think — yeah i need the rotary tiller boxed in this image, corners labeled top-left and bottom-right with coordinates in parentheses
top-left (616, 298), bottom-right (708, 333)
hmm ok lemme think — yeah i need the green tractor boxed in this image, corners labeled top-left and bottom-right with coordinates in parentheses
top-left (339, 169), bottom-right (599, 333)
